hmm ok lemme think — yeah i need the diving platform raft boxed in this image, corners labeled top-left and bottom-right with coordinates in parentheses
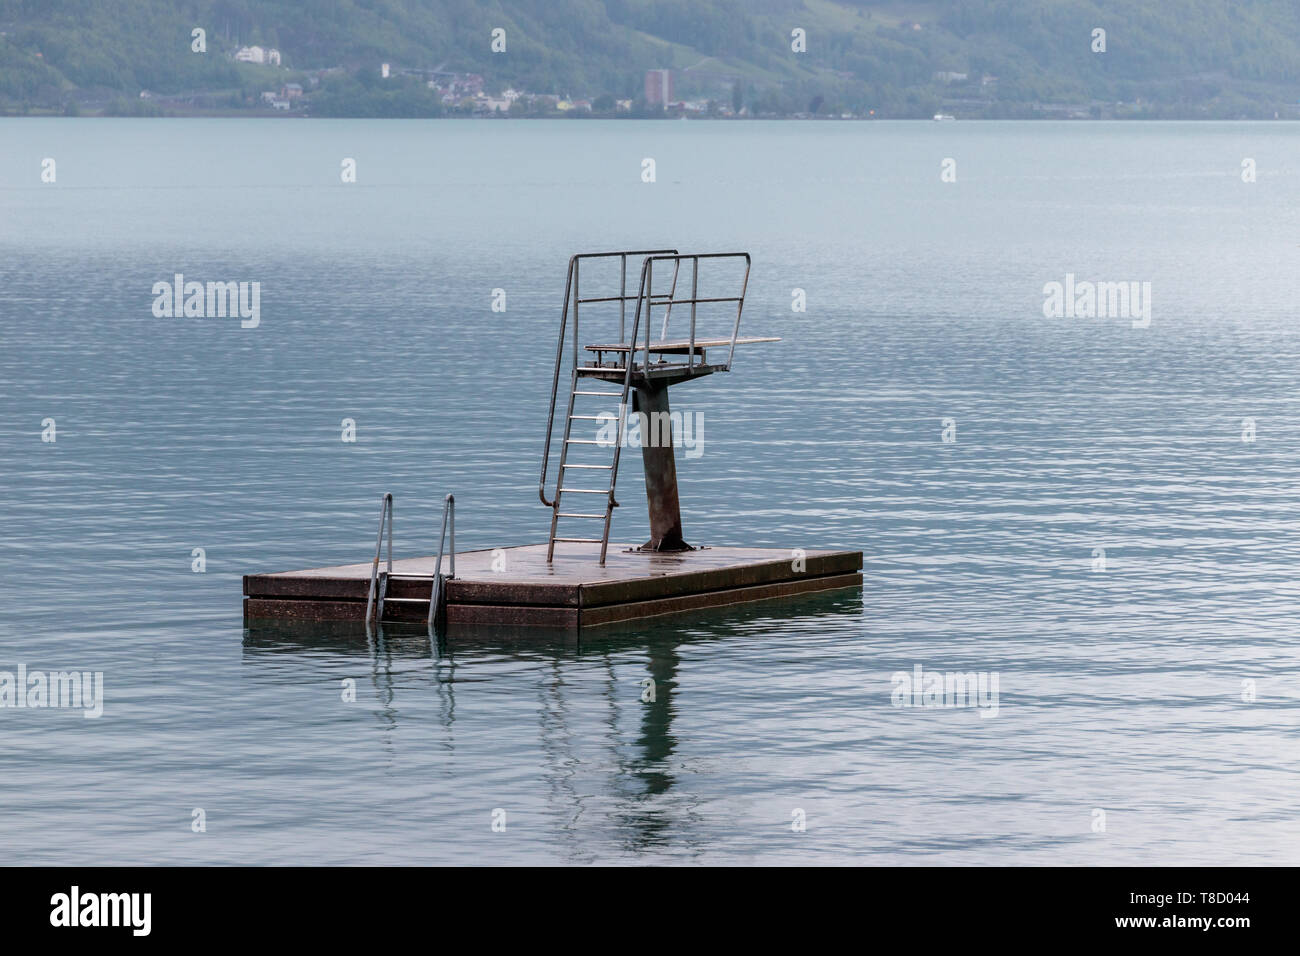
top-left (243, 543), bottom-right (863, 630)
top-left (243, 250), bottom-right (863, 632)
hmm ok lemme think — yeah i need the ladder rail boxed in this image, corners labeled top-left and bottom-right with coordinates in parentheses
top-left (727, 254), bottom-right (753, 371)
top-left (539, 259), bottom-right (576, 509)
top-left (539, 250), bottom-right (678, 509)
top-left (428, 493), bottom-right (455, 631)
top-left (601, 259), bottom-right (656, 563)
top-left (365, 492), bottom-right (393, 628)
top-left (546, 367), bottom-right (579, 562)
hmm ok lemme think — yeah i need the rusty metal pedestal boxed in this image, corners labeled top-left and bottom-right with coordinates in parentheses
top-left (633, 383), bottom-right (691, 552)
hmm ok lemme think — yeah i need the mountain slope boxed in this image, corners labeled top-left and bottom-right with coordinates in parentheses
top-left (2, 0), bottom-right (1298, 117)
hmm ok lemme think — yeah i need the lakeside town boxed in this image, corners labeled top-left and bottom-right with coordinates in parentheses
top-left (115, 42), bottom-right (1245, 122)
top-left (134, 44), bottom-right (815, 119)
top-left (121, 46), bottom-right (1298, 122)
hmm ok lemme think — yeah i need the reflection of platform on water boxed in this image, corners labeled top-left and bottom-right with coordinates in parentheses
top-left (240, 586), bottom-right (863, 860)
top-left (244, 543), bottom-right (863, 631)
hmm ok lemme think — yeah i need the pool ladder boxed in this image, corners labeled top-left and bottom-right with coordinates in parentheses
top-left (365, 492), bottom-right (455, 631)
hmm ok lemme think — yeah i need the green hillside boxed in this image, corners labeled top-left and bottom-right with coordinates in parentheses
top-left (2, 0), bottom-right (1299, 117)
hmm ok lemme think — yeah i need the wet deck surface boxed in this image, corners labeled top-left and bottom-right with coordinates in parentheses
top-left (244, 543), bottom-right (863, 630)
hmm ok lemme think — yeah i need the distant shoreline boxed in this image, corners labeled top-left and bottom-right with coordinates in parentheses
top-left (4, 112), bottom-right (1298, 121)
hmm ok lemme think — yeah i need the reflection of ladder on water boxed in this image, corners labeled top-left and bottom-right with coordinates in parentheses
top-left (538, 250), bottom-right (776, 565)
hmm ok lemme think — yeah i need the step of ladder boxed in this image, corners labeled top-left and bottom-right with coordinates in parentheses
top-left (370, 576), bottom-right (451, 621)
top-left (372, 595), bottom-right (427, 623)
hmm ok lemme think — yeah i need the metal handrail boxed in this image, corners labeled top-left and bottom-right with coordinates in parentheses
top-left (637, 253), bottom-right (752, 374)
top-left (539, 249), bottom-right (678, 508)
top-left (428, 494), bottom-right (455, 631)
top-left (365, 492), bottom-right (393, 627)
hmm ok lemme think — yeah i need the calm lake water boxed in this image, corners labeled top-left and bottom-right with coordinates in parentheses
top-left (2, 118), bottom-right (1299, 864)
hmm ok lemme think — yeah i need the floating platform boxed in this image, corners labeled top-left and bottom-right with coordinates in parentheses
top-left (243, 543), bottom-right (863, 630)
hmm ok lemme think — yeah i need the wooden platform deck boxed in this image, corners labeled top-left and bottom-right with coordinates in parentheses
top-left (244, 543), bottom-right (862, 630)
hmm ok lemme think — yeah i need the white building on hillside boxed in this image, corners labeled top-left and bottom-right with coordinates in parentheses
top-left (235, 46), bottom-right (281, 66)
